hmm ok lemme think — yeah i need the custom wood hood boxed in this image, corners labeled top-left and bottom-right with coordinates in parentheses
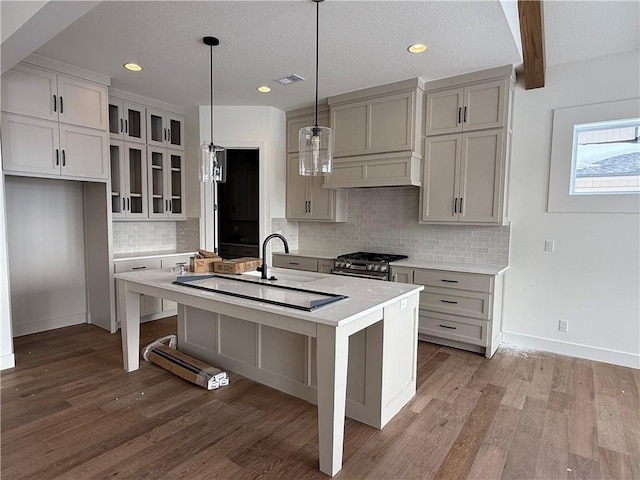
top-left (324, 78), bottom-right (424, 189)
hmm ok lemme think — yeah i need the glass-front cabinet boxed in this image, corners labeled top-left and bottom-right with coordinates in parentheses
top-left (110, 141), bottom-right (147, 219)
top-left (147, 146), bottom-right (185, 219)
top-left (108, 99), bottom-right (146, 144)
top-left (146, 108), bottom-right (185, 151)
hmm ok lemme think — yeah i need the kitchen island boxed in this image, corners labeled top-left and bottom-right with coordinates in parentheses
top-left (114, 267), bottom-right (423, 476)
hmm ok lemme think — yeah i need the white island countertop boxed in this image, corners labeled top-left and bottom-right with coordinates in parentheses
top-left (114, 267), bottom-right (423, 328)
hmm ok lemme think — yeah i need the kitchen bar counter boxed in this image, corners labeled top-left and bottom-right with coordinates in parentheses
top-left (114, 267), bottom-right (423, 476)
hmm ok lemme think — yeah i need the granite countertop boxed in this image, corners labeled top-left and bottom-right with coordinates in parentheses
top-left (389, 258), bottom-right (508, 276)
top-left (113, 250), bottom-right (197, 261)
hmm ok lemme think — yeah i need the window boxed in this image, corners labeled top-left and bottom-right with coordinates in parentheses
top-left (548, 98), bottom-right (640, 213)
top-left (571, 119), bottom-right (639, 195)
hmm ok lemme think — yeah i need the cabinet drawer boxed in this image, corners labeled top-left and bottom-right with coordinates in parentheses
top-left (413, 269), bottom-right (492, 292)
top-left (272, 255), bottom-right (318, 272)
top-left (419, 311), bottom-right (487, 346)
top-left (161, 255), bottom-right (191, 269)
top-left (420, 287), bottom-right (490, 319)
top-left (114, 258), bottom-right (162, 273)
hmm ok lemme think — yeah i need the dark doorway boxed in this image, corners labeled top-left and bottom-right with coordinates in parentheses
top-left (218, 149), bottom-right (260, 259)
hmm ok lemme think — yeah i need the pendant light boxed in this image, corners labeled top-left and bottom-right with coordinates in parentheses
top-left (298, 0), bottom-right (332, 176)
top-left (199, 36), bottom-right (226, 184)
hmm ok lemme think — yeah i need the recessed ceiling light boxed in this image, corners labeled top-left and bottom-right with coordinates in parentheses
top-left (257, 86), bottom-right (271, 93)
top-left (124, 63), bottom-right (143, 72)
top-left (407, 44), bottom-right (428, 54)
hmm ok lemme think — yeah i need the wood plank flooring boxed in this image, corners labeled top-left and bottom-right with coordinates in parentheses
top-left (2, 318), bottom-right (638, 479)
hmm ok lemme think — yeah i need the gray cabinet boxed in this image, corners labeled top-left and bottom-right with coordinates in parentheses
top-left (424, 79), bottom-right (508, 136)
top-left (392, 265), bottom-right (504, 358)
top-left (272, 253), bottom-right (335, 274)
top-left (285, 105), bottom-right (347, 222)
top-left (325, 78), bottom-right (424, 188)
top-left (421, 66), bottom-right (514, 225)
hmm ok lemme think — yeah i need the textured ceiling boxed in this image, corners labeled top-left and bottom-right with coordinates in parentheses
top-left (30, 0), bottom-right (640, 111)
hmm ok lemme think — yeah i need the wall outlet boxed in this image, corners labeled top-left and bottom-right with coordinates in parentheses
top-left (559, 319), bottom-right (569, 332)
top-left (545, 240), bottom-right (555, 252)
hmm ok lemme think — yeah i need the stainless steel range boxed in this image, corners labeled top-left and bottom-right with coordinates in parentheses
top-left (332, 252), bottom-right (408, 281)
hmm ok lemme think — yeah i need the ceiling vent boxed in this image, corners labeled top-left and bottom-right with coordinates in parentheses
top-left (276, 74), bottom-right (305, 85)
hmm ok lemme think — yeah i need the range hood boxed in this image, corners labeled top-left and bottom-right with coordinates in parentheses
top-left (322, 151), bottom-right (422, 189)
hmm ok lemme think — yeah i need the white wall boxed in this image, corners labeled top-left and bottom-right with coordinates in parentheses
top-left (503, 50), bottom-right (640, 368)
top-left (197, 105), bottom-right (287, 250)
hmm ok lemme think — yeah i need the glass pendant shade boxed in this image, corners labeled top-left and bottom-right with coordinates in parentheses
top-left (299, 126), bottom-right (332, 175)
top-left (199, 142), bottom-right (226, 183)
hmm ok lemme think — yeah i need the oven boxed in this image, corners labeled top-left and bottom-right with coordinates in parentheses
top-left (331, 252), bottom-right (408, 281)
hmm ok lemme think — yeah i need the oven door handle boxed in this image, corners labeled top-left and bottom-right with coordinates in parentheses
top-left (331, 270), bottom-right (387, 281)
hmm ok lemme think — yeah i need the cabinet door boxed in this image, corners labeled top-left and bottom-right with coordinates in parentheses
top-left (110, 142), bottom-right (126, 218)
top-left (308, 175), bottom-right (335, 220)
top-left (167, 150), bottom-right (186, 218)
top-left (463, 80), bottom-right (506, 131)
top-left (167, 113), bottom-right (185, 150)
top-left (146, 108), bottom-right (167, 148)
top-left (57, 75), bottom-right (108, 130)
top-left (59, 124), bottom-right (108, 180)
top-left (287, 115), bottom-right (311, 153)
top-left (391, 266), bottom-right (413, 283)
top-left (420, 135), bottom-right (461, 222)
top-left (332, 102), bottom-right (368, 156)
top-left (459, 129), bottom-right (504, 223)
top-left (1, 114), bottom-right (60, 175)
top-left (147, 147), bottom-right (168, 217)
top-left (285, 154), bottom-right (310, 220)
top-left (1, 64), bottom-right (58, 121)
top-left (124, 143), bottom-right (148, 218)
top-left (317, 260), bottom-right (334, 274)
top-left (369, 91), bottom-right (415, 153)
top-left (425, 88), bottom-right (464, 136)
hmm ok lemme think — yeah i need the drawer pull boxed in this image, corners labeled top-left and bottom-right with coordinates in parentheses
top-left (288, 262), bottom-right (300, 265)
top-left (175, 262), bottom-right (187, 266)
top-left (131, 266), bottom-right (147, 270)
top-left (440, 279), bottom-right (459, 283)
top-left (440, 299), bottom-right (458, 304)
top-left (439, 324), bottom-right (457, 330)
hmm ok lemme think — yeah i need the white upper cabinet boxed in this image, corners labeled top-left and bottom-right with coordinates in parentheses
top-left (146, 108), bottom-right (185, 151)
top-left (147, 147), bottom-right (186, 219)
top-left (1, 63), bottom-right (108, 131)
top-left (108, 99), bottom-right (146, 143)
top-left (110, 142), bottom-right (148, 219)
top-left (425, 78), bottom-right (507, 136)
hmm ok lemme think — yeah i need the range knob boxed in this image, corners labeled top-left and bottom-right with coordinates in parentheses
top-left (367, 264), bottom-right (374, 271)
top-left (345, 262), bottom-right (351, 268)
top-left (380, 265), bottom-right (388, 272)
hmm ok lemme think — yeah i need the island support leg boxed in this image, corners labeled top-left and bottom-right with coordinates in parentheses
top-left (117, 279), bottom-right (140, 372)
top-left (316, 324), bottom-right (349, 476)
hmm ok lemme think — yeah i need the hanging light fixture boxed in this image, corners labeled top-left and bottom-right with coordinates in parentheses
top-left (199, 36), bottom-right (226, 184)
top-left (298, 0), bottom-right (332, 176)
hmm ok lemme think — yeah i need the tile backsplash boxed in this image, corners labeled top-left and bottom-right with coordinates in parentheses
top-left (293, 187), bottom-right (510, 266)
top-left (113, 219), bottom-right (199, 255)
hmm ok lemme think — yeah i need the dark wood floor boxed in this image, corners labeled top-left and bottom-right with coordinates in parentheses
top-left (2, 317), bottom-right (638, 480)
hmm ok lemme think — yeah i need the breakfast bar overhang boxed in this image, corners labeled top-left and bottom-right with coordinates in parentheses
top-left (115, 268), bottom-right (423, 476)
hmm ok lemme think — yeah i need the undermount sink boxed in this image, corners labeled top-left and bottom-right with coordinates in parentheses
top-left (241, 269), bottom-right (318, 283)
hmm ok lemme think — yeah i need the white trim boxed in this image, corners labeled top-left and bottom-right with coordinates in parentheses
top-left (109, 88), bottom-right (186, 115)
top-left (22, 54), bottom-right (110, 86)
top-left (548, 98), bottom-right (640, 213)
top-left (12, 313), bottom-right (86, 337)
top-left (502, 331), bottom-right (640, 369)
top-left (0, 353), bottom-right (16, 371)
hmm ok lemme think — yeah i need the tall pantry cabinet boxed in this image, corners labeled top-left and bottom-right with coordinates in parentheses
top-left (1, 55), bottom-right (115, 337)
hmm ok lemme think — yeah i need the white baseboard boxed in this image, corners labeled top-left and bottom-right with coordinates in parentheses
top-left (501, 331), bottom-right (640, 369)
top-left (12, 313), bottom-right (86, 337)
top-left (0, 352), bottom-right (15, 370)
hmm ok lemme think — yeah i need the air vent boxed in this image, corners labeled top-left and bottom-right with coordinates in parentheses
top-left (276, 74), bottom-right (305, 85)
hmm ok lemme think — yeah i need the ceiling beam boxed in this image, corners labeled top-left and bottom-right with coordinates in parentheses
top-left (518, 0), bottom-right (545, 89)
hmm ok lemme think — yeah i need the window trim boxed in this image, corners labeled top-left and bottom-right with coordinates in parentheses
top-left (548, 98), bottom-right (640, 213)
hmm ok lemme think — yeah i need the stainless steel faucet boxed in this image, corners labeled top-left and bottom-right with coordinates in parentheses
top-left (260, 233), bottom-right (289, 280)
